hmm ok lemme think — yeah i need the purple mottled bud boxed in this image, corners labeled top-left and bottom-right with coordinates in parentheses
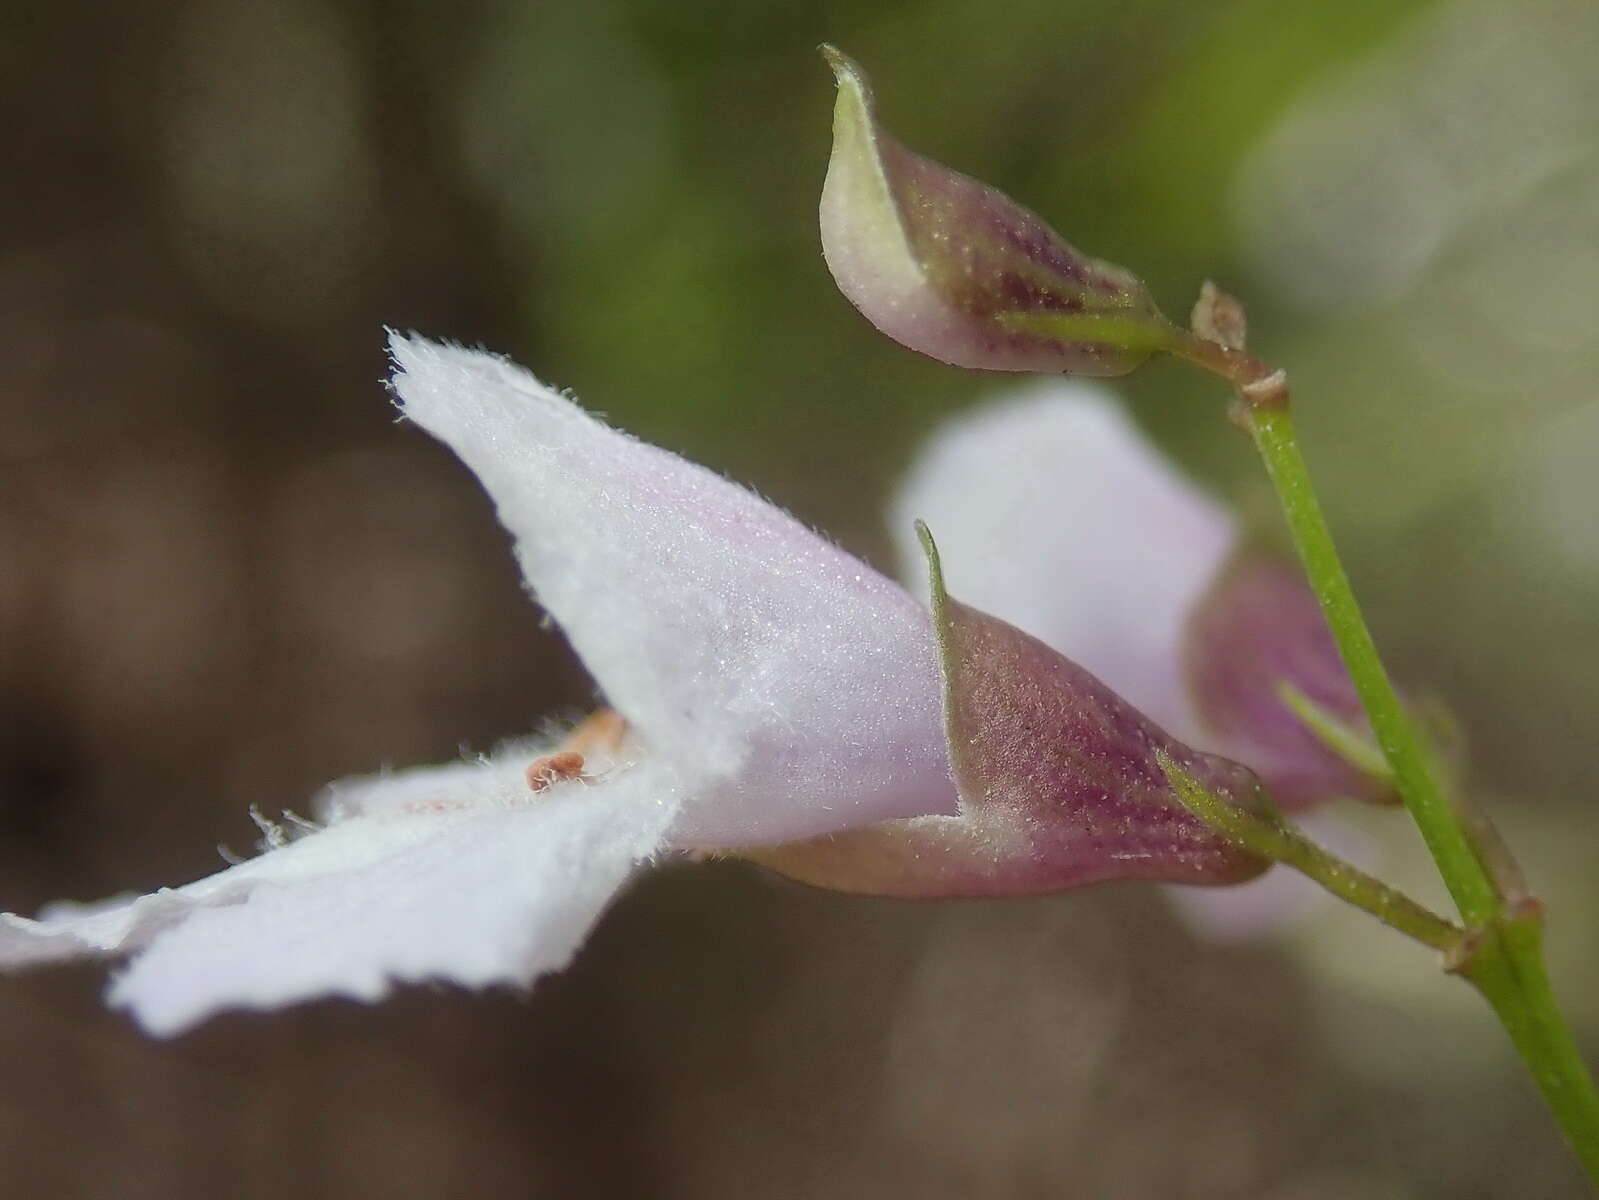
top-left (1183, 547), bottom-right (1398, 809)
top-left (748, 527), bottom-right (1271, 898)
top-left (818, 46), bottom-right (1174, 377)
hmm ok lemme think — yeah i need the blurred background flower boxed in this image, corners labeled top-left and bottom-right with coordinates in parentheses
top-left (1, 0), bottom-right (1596, 1195)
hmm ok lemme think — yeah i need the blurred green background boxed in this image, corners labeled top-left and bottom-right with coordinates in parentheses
top-left (4, 0), bottom-right (1598, 1195)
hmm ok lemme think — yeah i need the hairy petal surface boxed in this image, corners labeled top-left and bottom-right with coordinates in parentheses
top-left (1, 755), bottom-right (681, 1036)
top-left (890, 382), bottom-right (1235, 739)
top-left (389, 334), bottom-right (956, 843)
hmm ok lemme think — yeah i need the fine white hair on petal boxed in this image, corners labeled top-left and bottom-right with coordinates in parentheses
top-left (888, 381), bottom-right (1237, 739)
top-left (1162, 811), bottom-right (1376, 942)
top-left (388, 333), bottom-right (956, 844)
top-left (0, 804), bottom-right (507, 970)
top-left (0, 758), bottom-right (682, 1035)
top-left (316, 736), bottom-right (572, 823)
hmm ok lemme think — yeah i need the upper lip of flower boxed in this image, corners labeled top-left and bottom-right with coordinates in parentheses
top-left (0, 332), bottom-right (964, 1035)
top-left (381, 332), bottom-right (961, 846)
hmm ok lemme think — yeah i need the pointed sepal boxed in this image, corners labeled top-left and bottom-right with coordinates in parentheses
top-left (747, 525), bottom-right (1272, 897)
top-left (818, 47), bottom-right (1174, 377)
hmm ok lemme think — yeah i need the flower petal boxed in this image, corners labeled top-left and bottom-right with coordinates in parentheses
top-left (389, 333), bottom-right (956, 843)
top-left (316, 735), bottom-right (610, 821)
top-left (889, 382), bottom-right (1235, 738)
top-left (2, 756), bottom-right (681, 1036)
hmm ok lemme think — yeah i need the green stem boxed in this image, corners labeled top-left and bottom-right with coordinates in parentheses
top-left (1464, 914), bottom-right (1599, 1184)
top-left (1276, 681), bottom-right (1394, 784)
top-left (1244, 404), bottom-right (1501, 926)
top-left (1233, 393), bottom-right (1599, 1187)
top-left (1160, 752), bottom-right (1462, 953)
top-left (1168, 324), bottom-right (1599, 1181)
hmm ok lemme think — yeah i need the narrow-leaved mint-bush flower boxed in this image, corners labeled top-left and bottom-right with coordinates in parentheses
top-left (384, 334), bottom-right (956, 845)
top-left (1, 335), bottom-right (1271, 1034)
top-left (0, 333), bottom-right (953, 1034)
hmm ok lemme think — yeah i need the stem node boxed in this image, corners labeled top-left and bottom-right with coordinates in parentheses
top-left (1239, 367), bottom-right (1290, 410)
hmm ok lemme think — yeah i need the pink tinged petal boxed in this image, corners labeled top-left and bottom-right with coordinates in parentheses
top-left (889, 382), bottom-right (1236, 739)
top-left (2, 758), bottom-right (681, 1036)
top-left (749, 530), bottom-right (1270, 898)
top-left (1164, 811), bottom-right (1377, 942)
top-left (387, 334), bottom-right (956, 844)
top-left (1183, 548), bottom-right (1395, 809)
top-left (819, 48), bottom-right (1172, 377)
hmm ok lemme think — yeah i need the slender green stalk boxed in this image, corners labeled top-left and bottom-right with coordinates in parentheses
top-left (1220, 386), bottom-right (1599, 1187)
top-left (1159, 752), bottom-right (1462, 952)
top-left (1464, 915), bottom-right (1599, 1184)
top-left (1165, 320), bottom-right (1599, 1181)
top-left (1276, 681), bottom-right (1394, 784)
top-left (1244, 404), bottom-right (1503, 925)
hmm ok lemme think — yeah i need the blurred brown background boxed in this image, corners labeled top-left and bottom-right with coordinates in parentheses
top-left (4, 0), bottom-right (1598, 1195)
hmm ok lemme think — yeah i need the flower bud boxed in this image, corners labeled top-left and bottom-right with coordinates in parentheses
top-left (747, 525), bottom-right (1271, 898)
top-left (819, 46), bottom-right (1174, 376)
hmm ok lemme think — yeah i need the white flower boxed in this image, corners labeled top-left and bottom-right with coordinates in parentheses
top-left (0, 333), bottom-right (956, 1035)
top-left (0, 341), bottom-right (1362, 1034)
